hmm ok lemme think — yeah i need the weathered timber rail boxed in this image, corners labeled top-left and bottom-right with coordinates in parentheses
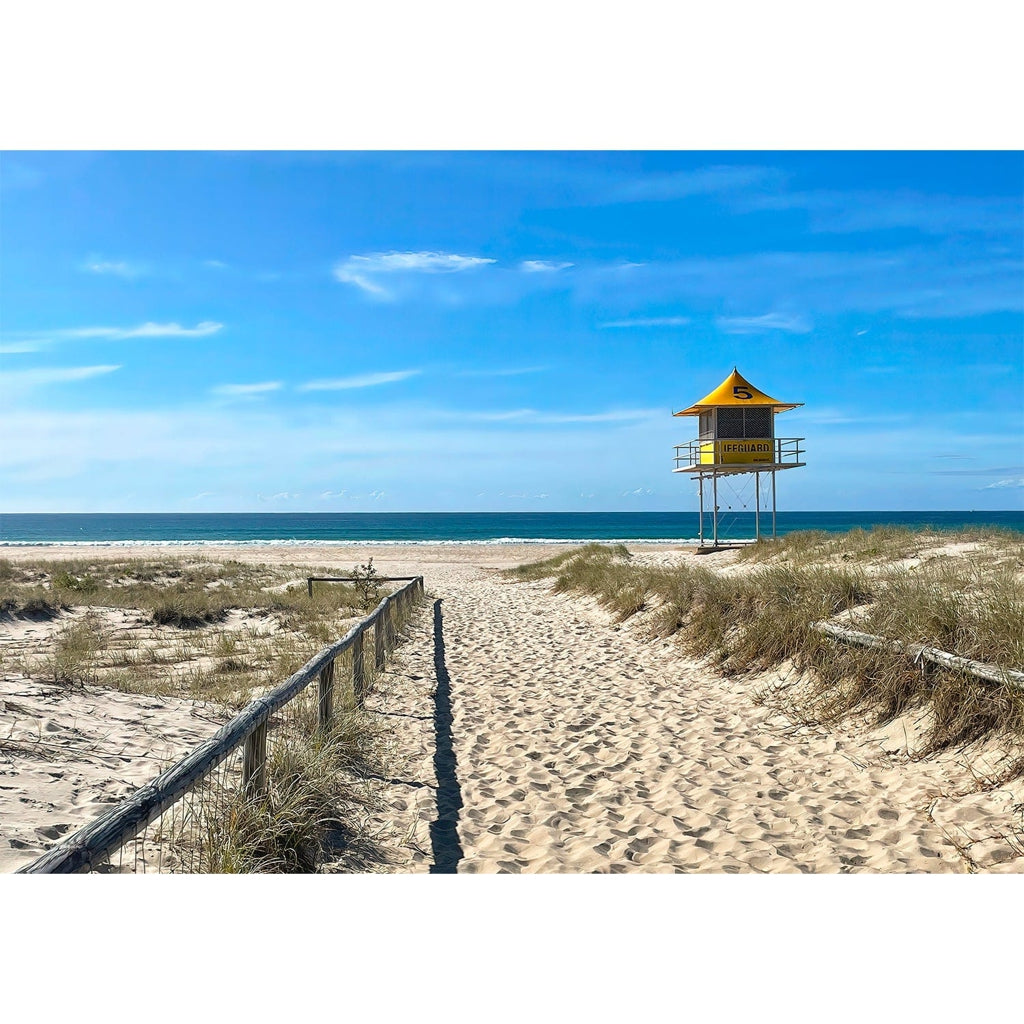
top-left (307, 575), bottom-right (421, 598)
top-left (812, 620), bottom-right (1024, 691)
top-left (17, 576), bottom-right (425, 874)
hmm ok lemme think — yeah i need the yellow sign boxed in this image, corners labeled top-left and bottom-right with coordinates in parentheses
top-left (700, 439), bottom-right (775, 465)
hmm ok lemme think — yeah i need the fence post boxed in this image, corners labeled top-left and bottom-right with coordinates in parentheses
top-left (374, 610), bottom-right (386, 669)
top-left (384, 599), bottom-right (395, 653)
top-left (307, 578), bottom-right (313, 598)
top-left (242, 720), bottom-right (268, 797)
top-left (318, 658), bottom-right (335, 731)
top-left (352, 628), bottom-right (366, 705)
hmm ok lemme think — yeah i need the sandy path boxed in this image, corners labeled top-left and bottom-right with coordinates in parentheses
top-left (378, 563), bottom-right (1023, 873)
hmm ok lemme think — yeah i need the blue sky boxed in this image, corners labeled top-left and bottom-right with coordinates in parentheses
top-left (1, 150), bottom-right (1021, 513)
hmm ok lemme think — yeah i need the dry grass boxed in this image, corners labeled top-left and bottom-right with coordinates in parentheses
top-left (0, 556), bottom-right (378, 707)
top-left (196, 705), bottom-right (388, 873)
top-left (511, 528), bottom-right (1024, 754)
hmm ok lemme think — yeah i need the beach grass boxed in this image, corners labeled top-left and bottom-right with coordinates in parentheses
top-left (510, 528), bottom-right (1024, 754)
top-left (0, 556), bottom-right (382, 707)
top-left (195, 704), bottom-right (387, 873)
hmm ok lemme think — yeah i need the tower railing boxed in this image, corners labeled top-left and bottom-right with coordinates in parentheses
top-left (672, 436), bottom-right (805, 473)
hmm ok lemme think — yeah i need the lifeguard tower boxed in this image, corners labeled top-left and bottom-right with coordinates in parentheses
top-left (673, 368), bottom-right (804, 547)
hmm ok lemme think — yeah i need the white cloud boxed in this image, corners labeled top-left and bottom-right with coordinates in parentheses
top-left (99, 321), bottom-right (223, 339)
top-left (81, 257), bottom-right (147, 278)
top-left (210, 381), bottom-right (282, 397)
top-left (0, 342), bottom-right (41, 354)
top-left (203, 260), bottom-right (228, 269)
top-left (297, 369), bottom-right (421, 391)
top-left (8, 321), bottom-right (224, 343)
top-left (457, 365), bottom-right (549, 377)
top-left (520, 260), bottom-right (574, 272)
top-left (716, 312), bottom-right (812, 334)
top-left (613, 165), bottom-right (781, 202)
top-left (982, 477), bottom-right (1024, 489)
top-left (600, 316), bottom-right (691, 328)
top-left (536, 409), bottom-right (661, 424)
top-left (2, 365), bottom-right (121, 390)
top-left (334, 251), bottom-right (496, 297)
top-left (346, 251), bottom-right (496, 273)
top-left (432, 407), bottom-right (661, 425)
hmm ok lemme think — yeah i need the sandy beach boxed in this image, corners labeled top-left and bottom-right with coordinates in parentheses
top-left (3, 541), bottom-right (1023, 873)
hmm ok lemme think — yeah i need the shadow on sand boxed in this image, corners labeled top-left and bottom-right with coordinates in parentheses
top-left (429, 599), bottom-right (464, 873)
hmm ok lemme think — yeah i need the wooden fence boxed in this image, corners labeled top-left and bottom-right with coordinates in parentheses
top-left (17, 576), bottom-right (425, 874)
top-left (812, 620), bottom-right (1024, 691)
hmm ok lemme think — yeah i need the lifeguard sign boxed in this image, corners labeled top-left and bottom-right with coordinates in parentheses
top-left (673, 368), bottom-right (805, 547)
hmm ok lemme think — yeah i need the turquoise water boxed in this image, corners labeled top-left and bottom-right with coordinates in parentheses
top-left (1, 511), bottom-right (1021, 545)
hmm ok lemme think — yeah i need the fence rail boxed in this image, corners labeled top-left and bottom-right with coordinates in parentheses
top-left (811, 620), bottom-right (1024, 690)
top-left (17, 576), bottom-right (425, 874)
top-left (306, 575), bottom-right (421, 598)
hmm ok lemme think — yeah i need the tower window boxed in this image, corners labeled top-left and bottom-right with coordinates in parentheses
top-left (716, 407), bottom-right (772, 438)
top-left (744, 407), bottom-right (772, 437)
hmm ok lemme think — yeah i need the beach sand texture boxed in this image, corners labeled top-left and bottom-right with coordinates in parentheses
top-left (3, 543), bottom-right (1023, 873)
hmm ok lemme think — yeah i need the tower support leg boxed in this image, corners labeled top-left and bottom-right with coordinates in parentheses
top-left (712, 474), bottom-right (719, 547)
top-left (772, 470), bottom-right (777, 538)
top-left (698, 475), bottom-right (704, 547)
top-left (755, 472), bottom-right (761, 542)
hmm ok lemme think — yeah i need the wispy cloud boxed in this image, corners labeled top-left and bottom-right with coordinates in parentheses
top-left (739, 188), bottom-right (1023, 238)
top-left (7, 321), bottom-right (224, 344)
top-left (612, 165), bottom-right (782, 203)
top-left (456, 365), bottom-right (549, 377)
top-left (599, 316), bottom-right (691, 328)
top-left (0, 342), bottom-right (41, 354)
top-left (258, 492), bottom-right (301, 502)
top-left (334, 251), bottom-right (496, 298)
top-left (74, 321), bottom-right (224, 340)
top-left (933, 465), bottom-right (1023, 476)
top-left (520, 260), bottom-right (573, 273)
top-left (203, 260), bottom-right (228, 269)
top-left (210, 381), bottom-right (282, 397)
top-left (81, 257), bottom-right (148, 278)
top-left (2, 365), bottom-right (121, 390)
top-left (579, 248), bottom-right (1022, 320)
top-left (297, 369), bottom-right (421, 391)
top-left (982, 477), bottom-right (1024, 488)
top-left (716, 312), bottom-right (813, 334)
top-left (435, 407), bottom-right (661, 425)
top-left (537, 409), bottom-right (661, 424)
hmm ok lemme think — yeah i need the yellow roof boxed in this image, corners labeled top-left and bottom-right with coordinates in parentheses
top-left (673, 368), bottom-right (802, 416)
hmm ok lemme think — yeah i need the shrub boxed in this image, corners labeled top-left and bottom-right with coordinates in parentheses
top-left (350, 559), bottom-right (382, 609)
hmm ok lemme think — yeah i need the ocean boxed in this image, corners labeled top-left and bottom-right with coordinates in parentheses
top-left (1, 511), bottom-right (1022, 546)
